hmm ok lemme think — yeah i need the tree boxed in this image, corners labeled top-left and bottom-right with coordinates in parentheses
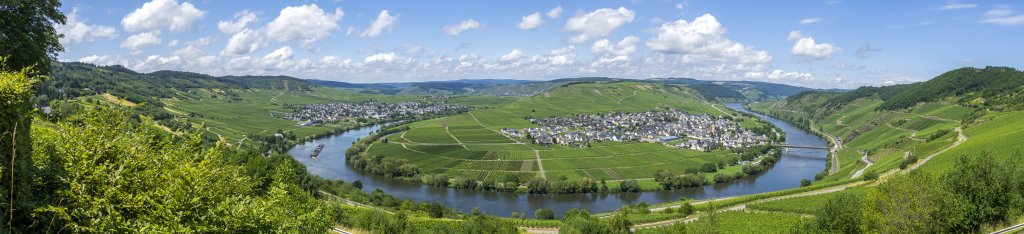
top-left (812, 192), bottom-right (864, 233)
top-left (0, 0), bottom-right (66, 74)
top-left (534, 208), bottom-right (554, 220)
top-left (939, 154), bottom-right (1024, 232)
top-left (619, 179), bottom-right (641, 192)
top-left (862, 172), bottom-right (943, 233)
top-left (800, 178), bottom-right (812, 187)
top-left (0, 57), bottom-right (44, 229)
top-left (527, 177), bottom-right (548, 194)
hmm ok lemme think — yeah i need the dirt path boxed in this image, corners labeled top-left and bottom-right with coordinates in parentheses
top-left (469, 112), bottom-right (523, 144)
top-left (617, 91), bottom-right (636, 104)
top-left (534, 149), bottom-right (546, 180)
top-left (444, 126), bottom-right (469, 150)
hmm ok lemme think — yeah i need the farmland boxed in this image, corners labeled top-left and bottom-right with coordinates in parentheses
top-left (359, 82), bottom-right (777, 192)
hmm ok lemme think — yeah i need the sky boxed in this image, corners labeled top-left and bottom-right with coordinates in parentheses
top-left (55, 0), bottom-right (1024, 88)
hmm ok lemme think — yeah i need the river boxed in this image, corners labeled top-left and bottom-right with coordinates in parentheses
top-left (287, 103), bottom-right (827, 217)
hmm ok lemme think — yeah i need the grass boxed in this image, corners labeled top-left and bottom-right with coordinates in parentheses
top-left (747, 187), bottom-right (867, 214)
top-left (636, 210), bottom-right (809, 234)
top-left (919, 111), bottom-right (1024, 173)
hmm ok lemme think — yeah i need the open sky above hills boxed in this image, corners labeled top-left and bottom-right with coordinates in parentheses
top-left (56, 0), bottom-right (1023, 88)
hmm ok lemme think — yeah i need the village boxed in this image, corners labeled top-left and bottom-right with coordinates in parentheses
top-left (280, 100), bottom-right (469, 126)
top-left (501, 110), bottom-right (770, 151)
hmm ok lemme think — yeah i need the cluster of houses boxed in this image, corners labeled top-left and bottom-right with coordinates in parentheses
top-left (500, 110), bottom-right (769, 151)
top-left (280, 101), bottom-right (468, 126)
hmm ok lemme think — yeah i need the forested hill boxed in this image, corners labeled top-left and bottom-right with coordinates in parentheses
top-left (780, 66), bottom-right (1024, 114)
top-left (37, 62), bottom-right (314, 106)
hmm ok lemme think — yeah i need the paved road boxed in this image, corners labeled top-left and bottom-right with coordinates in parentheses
top-left (990, 222), bottom-right (1024, 234)
top-left (906, 126), bottom-right (965, 172)
top-left (851, 151), bottom-right (874, 178)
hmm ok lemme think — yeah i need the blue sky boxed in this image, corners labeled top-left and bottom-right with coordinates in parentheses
top-left (55, 0), bottom-right (1024, 88)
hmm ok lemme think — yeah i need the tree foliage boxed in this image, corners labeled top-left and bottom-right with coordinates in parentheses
top-left (0, 0), bottom-right (65, 74)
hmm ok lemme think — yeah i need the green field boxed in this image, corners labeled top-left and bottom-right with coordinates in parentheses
top-left (636, 210), bottom-right (809, 234)
top-left (162, 87), bottom-right (520, 144)
top-left (365, 82), bottom-right (767, 189)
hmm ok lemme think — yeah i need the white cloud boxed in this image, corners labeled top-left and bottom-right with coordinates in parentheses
top-left (591, 36), bottom-right (639, 65)
top-left (121, 32), bottom-right (162, 52)
top-left (263, 46), bottom-right (294, 61)
top-left (799, 17), bottom-right (823, 24)
top-left (518, 13), bottom-right (544, 30)
top-left (788, 30), bottom-right (841, 60)
top-left (939, 1), bottom-right (977, 10)
top-left (499, 49), bottom-right (526, 62)
top-left (675, 4), bottom-right (685, 10)
top-left (172, 37), bottom-right (213, 58)
top-left (364, 52), bottom-right (398, 63)
top-left (266, 4), bottom-right (344, 46)
top-left (222, 28), bottom-right (264, 55)
top-left (545, 46), bottom-right (576, 65)
top-left (646, 14), bottom-right (772, 64)
top-left (744, 70), bottom-right (813, 80)
top-left (217, 10), bottom-right (257, 34)
top-left (443, 19), bottom-right (483, 35)
top-left (121, 0), bottom-right (205, 32)
top-left (564, 7), bottom-right (635, 44)
top-left (56, 8), bottom-right (117, 44)
top-left (547, 6), bottom-right (563, 18)
top-left (981, 6), bottom-right (1024, 26)
top-left (787, 30), bottom-right (804, 41)
top-left (361, 10), bottom-right (398, 38)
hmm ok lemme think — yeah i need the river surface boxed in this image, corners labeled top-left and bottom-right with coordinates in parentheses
top-left (288, 103), bottom-right (827, 217)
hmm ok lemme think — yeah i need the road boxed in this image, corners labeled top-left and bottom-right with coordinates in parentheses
top-left (822, 132), bottom-right (841, 175)
top-left (850, 151), bottom-right (874, 179)
top-left (905, 126), bottom-right (965, 172)
top-left (990, 222), bottom-right (1024, 234)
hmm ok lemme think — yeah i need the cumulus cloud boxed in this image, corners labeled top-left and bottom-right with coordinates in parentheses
top-left (364, 52), bottom-right (398, 63)
top-left (788, 30), bottom-right (841, 60)
top-left (56, 8), bottom-right (118, 44)
top-left (646, 14), bottom-right (772, 64)
top-left (222, 28), bottom-right (264, 55)
top-left (121, 32), bottom-right (162, 52)
top-left (121, 0), bottom-right (205, 32)
top-left (518, 13), bottom-right (544, 30)
top-left (799, 17), bottom-right (823, 24)
top-left (266, 4), bottom-right (343, 46)
top-left (939, 1), bottom-right (977, 10)
top-left (980, 6), bottom-right (1024, 26)
top-left (544, 46), bottom-right (576, 65)
top-left (172, 37), bottom-right (213, 58)
top-left (499, 49), bottom-right (526, 62)
top-left (443, 19), bottom-right (483, 35)
top-left (263, 46), bottom-right (294, 61)
top-left (217, 10), bottom-right (257, 34)
top-left (547, 6), bottom-right (563, 18)
top-left (744, 69), bottom-right (813, 80)
top-left (361, 10), bottom-right (398, 38)
top-left (564, 7), bottom-right (636, 44)
top-left (591, 36), bottom-right (639, 65)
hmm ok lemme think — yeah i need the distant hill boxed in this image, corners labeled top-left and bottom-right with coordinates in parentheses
top-left (39, 62), bottom-right (313, 105)
top-left (879, 66), bottom-right (1024, 110)
top-left (782, 66), bottom-right (1024, 114)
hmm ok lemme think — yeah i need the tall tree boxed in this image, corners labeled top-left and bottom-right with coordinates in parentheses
top-left (0, 0), bottom-right (66, 73)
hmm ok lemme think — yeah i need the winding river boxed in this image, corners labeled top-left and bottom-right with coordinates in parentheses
top-left (288, 103), bottom-right (827, 217)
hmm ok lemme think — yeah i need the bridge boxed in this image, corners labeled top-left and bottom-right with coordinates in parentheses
top-left (771, 144), bottom-right (829, 150)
